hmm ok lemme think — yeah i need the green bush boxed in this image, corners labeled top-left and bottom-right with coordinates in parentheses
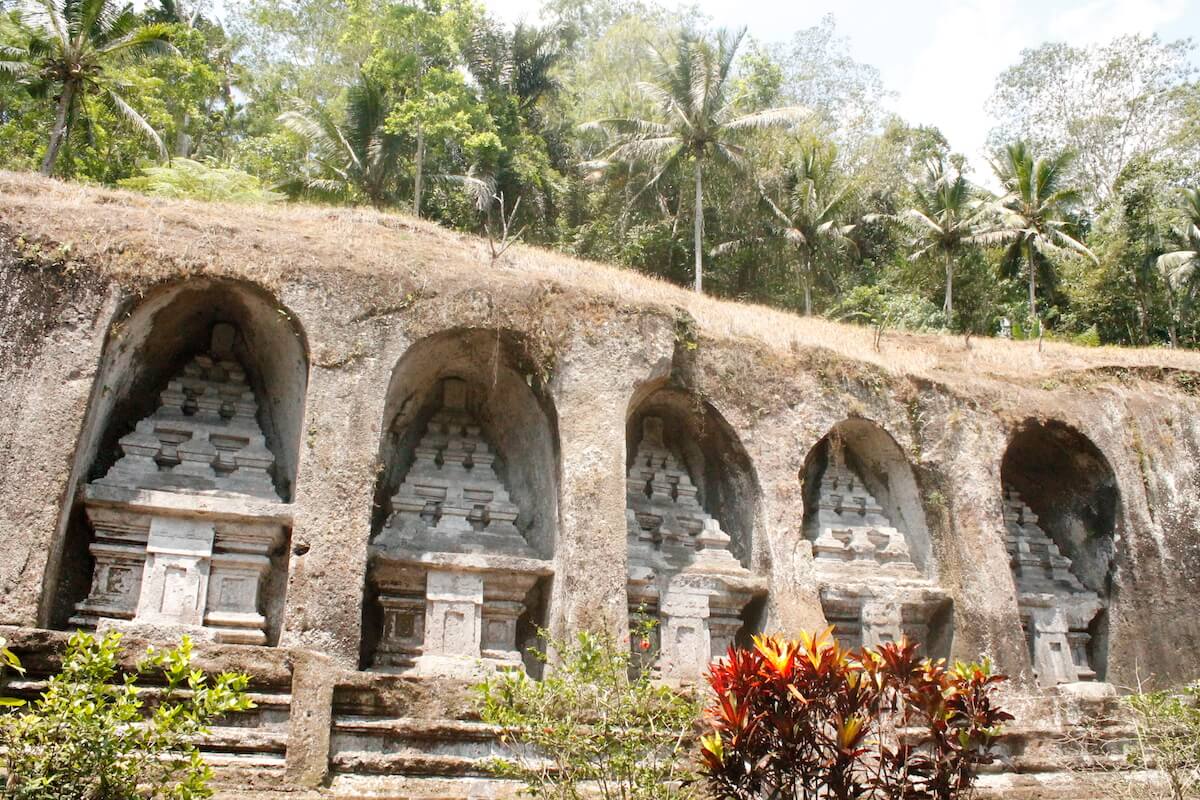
top-left (0, 630), bottom-right (254, 800)
top-left (475, 628), bottom-right (701, 800)
top-left (118, 158), bottom-right (283, 203)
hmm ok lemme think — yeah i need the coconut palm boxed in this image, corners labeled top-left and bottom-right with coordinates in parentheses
top-left (3, 0), bottom-right (174, 176)
top-left (584, 28), bottom-right (807, 293)
top-left (278, 75), bottom-right (407, 209)
top-left (983, 141), bottom-right (1096, 336)
top-left (900, 158), bottom-right (990, 316)
top-left (1157, 187), bottom-right (1200, 347)
top-left (728, 141), bottom-right (856, 315)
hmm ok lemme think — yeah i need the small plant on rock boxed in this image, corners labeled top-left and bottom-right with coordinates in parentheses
top-left (0, 630), bottom-right (254, 800)
top-left (475, 626), bottom-right (701, 799)
top-left (700, 629), bottom-right (1012, 800)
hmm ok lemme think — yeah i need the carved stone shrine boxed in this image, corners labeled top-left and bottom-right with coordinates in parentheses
top-left (625, 416), bottom-right (765, 683)
top-left (72, 324), bottom-right (288, 645)
top-left (368, 378), bottom-right (552, 675)
top-left (1004, 487), bottom-right (1105, 687)
top-left (807, 437), bottom-right (948, 651)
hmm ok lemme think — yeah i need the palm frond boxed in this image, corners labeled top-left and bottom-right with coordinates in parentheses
top-left (103, 87), bottom-right (166, 159)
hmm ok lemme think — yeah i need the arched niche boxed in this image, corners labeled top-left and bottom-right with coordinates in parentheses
top-left (363, 328), bottom-right (560, 675)
top-left (800, 418), bottom-right (949, 657)
top-left (623, 382), bottom-right (766, 682)
top-left (45, 278), bottom-right (309, 644)
top-left (1000, 419), bottom-right (1118, 686)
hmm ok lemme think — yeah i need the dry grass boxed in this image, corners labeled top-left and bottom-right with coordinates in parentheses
top-left (4, 170), bottom-right (1200, 386)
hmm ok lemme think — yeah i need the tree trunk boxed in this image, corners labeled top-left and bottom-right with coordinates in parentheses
top-left (40, 81), bottom-right (77, 177)
top-left (412, 125), bottom-right (425, 218)
top-left (175, 112), bottom-right (192, 158)
top-left (693, 161), bottom-right (703, 293)
top-left (1165, 285), bottom-right (1180, 348)
top-left (943, 249), bottom-right (954, 316)
top-left (802, 258), bottom-right (812, 316)
top-left (1026, 239), bottom-right (1039, 337)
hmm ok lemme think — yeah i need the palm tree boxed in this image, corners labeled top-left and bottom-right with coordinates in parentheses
top-left (278, 76), bottom-right (407, 209)
top-left (984, 142), bottom-right (1096, 336)
top-left (900, 158), bottom-right (990, 316)
top-left (725, 142), bottom-right (856, 315)
top-left (584, 28), bottom-right (807, 293)
top-left (3, 0), bottom-right (174, 176)
top-left (1157, 187), bottom-right (1200, 348)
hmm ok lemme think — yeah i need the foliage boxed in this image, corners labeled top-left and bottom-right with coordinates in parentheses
top-left (0, 635), bottom-right (24, 708)
top-left (984, 141), bottom-right (1096, 334)
top-left (1, 0), bottom-right (1198, 349)
top-left (700, 629), bottom-right (1012, 800)
top-left (4, 0), bottom-right (176, 176)
top-left (278, 74), bottom-right (407, 208)
top-left (119, 157), bottom-right (283, 202)
top-left (988, 35), bottom-right (1199, 207)
top-left (475, 628), bottom-right (701, 800)
top-left (583, 26), bottom-right (808, 292)
top-left (1122, 684), bottom-right (1200, 800)
top-left (0, 630), bottom-right (255, 800)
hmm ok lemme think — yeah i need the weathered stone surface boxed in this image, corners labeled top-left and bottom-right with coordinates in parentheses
top-left (2, 175), bottom-right (1200, 798)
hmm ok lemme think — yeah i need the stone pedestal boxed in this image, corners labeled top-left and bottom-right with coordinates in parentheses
top-left (72, 487), bottom-right (289, 645)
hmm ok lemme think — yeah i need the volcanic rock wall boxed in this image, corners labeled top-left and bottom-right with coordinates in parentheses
top-left (2, 174), bottom-right (1200, 798)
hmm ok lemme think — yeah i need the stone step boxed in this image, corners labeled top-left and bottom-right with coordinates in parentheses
top-left (331, 750), bottom-right (492, 777)
top-left (334, 715), bottom-right (501, 741)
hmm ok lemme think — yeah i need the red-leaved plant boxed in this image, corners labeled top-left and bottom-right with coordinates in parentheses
top-left (700, 629), bottom-right (1013, 800)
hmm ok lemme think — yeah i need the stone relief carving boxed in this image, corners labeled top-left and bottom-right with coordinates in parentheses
top-left (72, 324), bottom-right (288, 646)
top-left (625, 416), bottom-right (766, 683)
top-left (368, 378), bottom-right (551, 675)
top-left (806, 436), bottom-right (948, 652)
top-left (1004, 487), bottom-right (1104, 687)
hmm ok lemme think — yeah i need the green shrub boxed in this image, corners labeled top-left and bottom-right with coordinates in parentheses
top-left (118, 158), bottom-right (283, 203)
top-left (475, 628), bottom-right (701, 800)
top-left (700, 629), bottom-right (1012, 800)
top-left (1124, 684), bottom-right (1200, 799)
top-left (0, 630), bottom-right (254, 800)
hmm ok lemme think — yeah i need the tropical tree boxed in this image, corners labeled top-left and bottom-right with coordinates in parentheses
top-left (753, 141), bottom-right (857, 315)
top-left (278, 74), bottom-right (406, 209)
top-left (3, 0), bottom-right (174, 176)
top-left (1157, 187), bottom-right (1200, 347)
top-left (900, 157), bottom-right (990, 316)
top-left (585, 27), bottom-right (808, 293)
top-left (984, 141), bottom-right (1096, 335)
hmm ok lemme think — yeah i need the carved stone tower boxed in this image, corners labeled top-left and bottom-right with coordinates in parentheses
top-left (625, 416), bottom-right (765, 683)
top-left (806, 436), bottom-right (948, 651)
top-left (1004, 487), bottom-right (1105, 687)
top-left (368, 378), bottom-right (552, 675)
top-left (72, 323), bottom-right (288, 645)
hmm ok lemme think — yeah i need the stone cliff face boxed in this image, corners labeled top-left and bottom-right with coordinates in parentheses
top-left (2, 173), bottom-right (1200, 797)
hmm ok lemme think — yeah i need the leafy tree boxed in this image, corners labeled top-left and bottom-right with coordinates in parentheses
top-left (0, 630), bottom-right (254, 800)
top-left (700, 630), bottom-right (1012, 800)
top-left (585, 27), bottom-right (807, 293)
top-left (899, 157), bottom-right (990, 316)
top-left (984, 141), bottom-right (1096, 336)
top-left (278, 74), bottom-right (406, 208)
top-left (4, 0), bottom-right (175, 176)
top-left (751, 140), bottom-right (857, 315)
top-left (1157, 188), bottom-right (1200, 348)
top-left (987, 35), bottom-right (1199, 207)
top-left (475, 628), bottom-right (701, 800)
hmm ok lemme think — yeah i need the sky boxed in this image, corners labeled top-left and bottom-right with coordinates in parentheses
top-left (482, 0), bottom-right (1200, 172)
